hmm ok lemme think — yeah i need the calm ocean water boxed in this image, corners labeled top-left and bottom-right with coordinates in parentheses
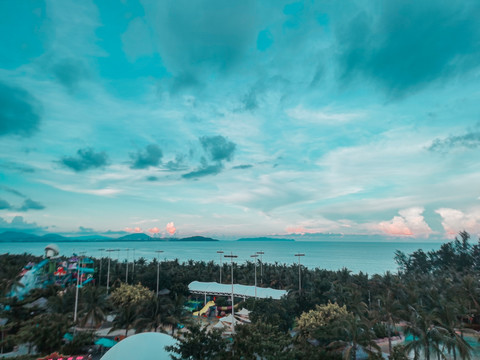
top-left (0, 240), bottom-right (442, 275)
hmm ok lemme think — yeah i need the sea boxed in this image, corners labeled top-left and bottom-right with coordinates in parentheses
top-left (0, 240), bottom-right (443, 275)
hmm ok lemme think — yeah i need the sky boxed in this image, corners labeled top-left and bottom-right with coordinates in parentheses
top-left (1, 0), bottom-right (480, 240)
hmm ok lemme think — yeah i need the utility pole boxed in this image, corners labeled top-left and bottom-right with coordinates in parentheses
top-left (295, 253), bottom-right (305, 294)
top-left (224, 253), bottom-right (238, 333)
top-left (217, 251), bottom-right (224, 283)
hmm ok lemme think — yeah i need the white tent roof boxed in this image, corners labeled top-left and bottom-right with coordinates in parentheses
top-left (236, 308), bottom-right (250, 316)
top-left (101, 332), bottom-right (176, 360)
top-left (188, 281), bottom-right (287, 300)
top-left (219, 314), bottom-right (235, 324)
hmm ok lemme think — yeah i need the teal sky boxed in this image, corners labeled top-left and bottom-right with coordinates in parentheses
top-left (1, 0), bottom-right (480, 240)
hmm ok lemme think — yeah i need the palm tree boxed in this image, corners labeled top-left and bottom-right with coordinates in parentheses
top-left (330, 312), bottom-right (381, 360)
top-left (79, 285), bottom-right (107, 328)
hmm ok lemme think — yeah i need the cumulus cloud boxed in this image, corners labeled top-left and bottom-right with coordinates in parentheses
top-left (19, 198), bottom-right (45, 211)
top-left (125, 227), bottom-right (142, 233)
top-left (129, 144), bottom-right (163, 169)
top-left (428, 131), bottom-right (480, 152)
top-left (200, 135), bottom-right (236, 162)
top-left (148, 227), bottom-right (160, 234)
top-left (182, 136), bottom-right (236, 179)
top-left (435, 208), bottom-right (480, 238)
top-left (60, 147), bottom-right (109, 172)
top-left (165, 154), bottom-right (187, 171)
top-left (335, 0), bottom-right (480, 97)
top-left (377, 207), bottom-right (432, 237)
top-left (51, 58), bottom-right (88, 91)
top-left (0, 216), bottom-right (45, 232)
top-left (0, 81), bottom-right (41, 137)
top-left (0, 199), bottom-right (12, 210)
top-left (233, 164), bottom-right (253, 170)
top-left (166, 222), bottom-right (176, 235)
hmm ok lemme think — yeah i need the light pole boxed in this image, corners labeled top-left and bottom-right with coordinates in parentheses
top-left (224, 253), bottom-right (238, 333)
top-left (74, 252), bottom-right (85, 323)
top-left (132, 248), bottom-right (136, 282)
top-left (256, 251), bottom-right (264, 284)
top-left (125, 248), bottom-right (130, 284)
top-left (106, 249), bottom-right (116, 295)
top-left (295, 253), bottom-right (305, 294)
top-left (98, 248), bottom-right (105, 287)
top-left (250, 254), bottom-right (258, 299)
top-left (217, 251), bottom-right (224, 283)
top-left (155, 250), bottom-right (164, 295)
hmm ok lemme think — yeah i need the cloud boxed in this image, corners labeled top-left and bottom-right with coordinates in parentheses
top-left (0, 81), bottom-right (41, 137)
top-left (377, 207), bottom-right (432, 237)
top-left (199, 135), bottom-right (236, 162)
top-left (166, 222), bottom-right (176, 235)
top-left (233, 164), bottom-right (253, 170)
top-left (60, 147), bottom-right (109, 172)
top-left (335, 0), bottom-right (480, 97)
top-left (0, 216), bottom-right (45, 232)
top-left (0, 199), bottom-right (12, 210)
top-left (0, 186), bottom-right (26, 198)
top-left (78, 226), bottom-right (95, 234)
top-left (0, 161), bottom-right (35, 173)
top-left (148, 227), bottom-right (160, 234)
top-left (51, 58), bottom-right (88, 91)
top-left (182, 163), bottom-right (223, 179)
top-left (428, 131), bottom-right (480, 152)
top-left (19, 198), bottom-right (45, 211)
top-left (286, 105), bottom-right (363, 123)
top-left (139, 0), bottom-right (257, 79)
top-left (165, 154), bottom-right (187, 171)
top-left (435, 208), bottom-right (480, 238)
top-left (129, 144), bottom-right (163, 169)
top-left (125, 227), bottom-right (143, 233)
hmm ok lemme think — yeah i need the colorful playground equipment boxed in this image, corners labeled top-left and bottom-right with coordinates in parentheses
top-left (8, 244), bottom-right (95, 299)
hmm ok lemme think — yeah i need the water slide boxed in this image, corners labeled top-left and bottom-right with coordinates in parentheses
top-left (10, 258), bottom-right (50, 299)
top-left (193, 300), bottom-right (216, 316)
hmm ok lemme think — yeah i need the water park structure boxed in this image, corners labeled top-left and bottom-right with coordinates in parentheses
top-left (8, 244), bottom-right (95, 299)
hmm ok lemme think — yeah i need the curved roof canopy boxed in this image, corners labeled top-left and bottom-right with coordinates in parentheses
top-left (188, 281), bottom-right (287, 300)
top-left (101, 332), bottom-right (176, 360)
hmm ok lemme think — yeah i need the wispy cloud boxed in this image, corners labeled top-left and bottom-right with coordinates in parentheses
top-left (286, 105), bottom-right (363, 124)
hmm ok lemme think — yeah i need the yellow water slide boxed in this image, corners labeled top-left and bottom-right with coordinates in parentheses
top-left (193, 300), bottom-right (216, 316)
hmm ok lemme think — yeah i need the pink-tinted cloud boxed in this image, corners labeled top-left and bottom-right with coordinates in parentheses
top-left (435, 208), bottom-right (480, 238)
top-left (377, 207), bottom-right (432, 238)
top-left (125, 226), bottom-right (142, 233)
top-left (166, 222), bottom-right (176, 235)
top-left (148, 227), bottom-right (160, 234)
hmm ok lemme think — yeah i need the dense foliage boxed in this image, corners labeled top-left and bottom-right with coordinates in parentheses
top-left (0, 231), bottom-right (479, 359)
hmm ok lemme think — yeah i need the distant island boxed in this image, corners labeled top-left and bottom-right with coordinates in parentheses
top-left (237, 237), bottom-right (295, 242)
top-left (0, 231), bottom-right (218, 243)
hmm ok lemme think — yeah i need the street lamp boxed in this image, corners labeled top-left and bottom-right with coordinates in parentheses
top-left (106, 249), bottom-right (116, 295)
top-left (256, 251), bottom-right (264, 284)
top-left (295, 253), bottom-right (305, 294)
top-left (224, 253), bottom-right (238, 333)
top-left (250, 254), bottom-right (258, 299)
top-left (74, 252), bottom-right (85, 323)
top-left (217, 251), bottom-right (224, 283)
top-left (98, 248), bottom-right (105, 287)
top-left (125, 248), bottom-right (130, 284)
top-left (155, 250), bottom-right (164, 295)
